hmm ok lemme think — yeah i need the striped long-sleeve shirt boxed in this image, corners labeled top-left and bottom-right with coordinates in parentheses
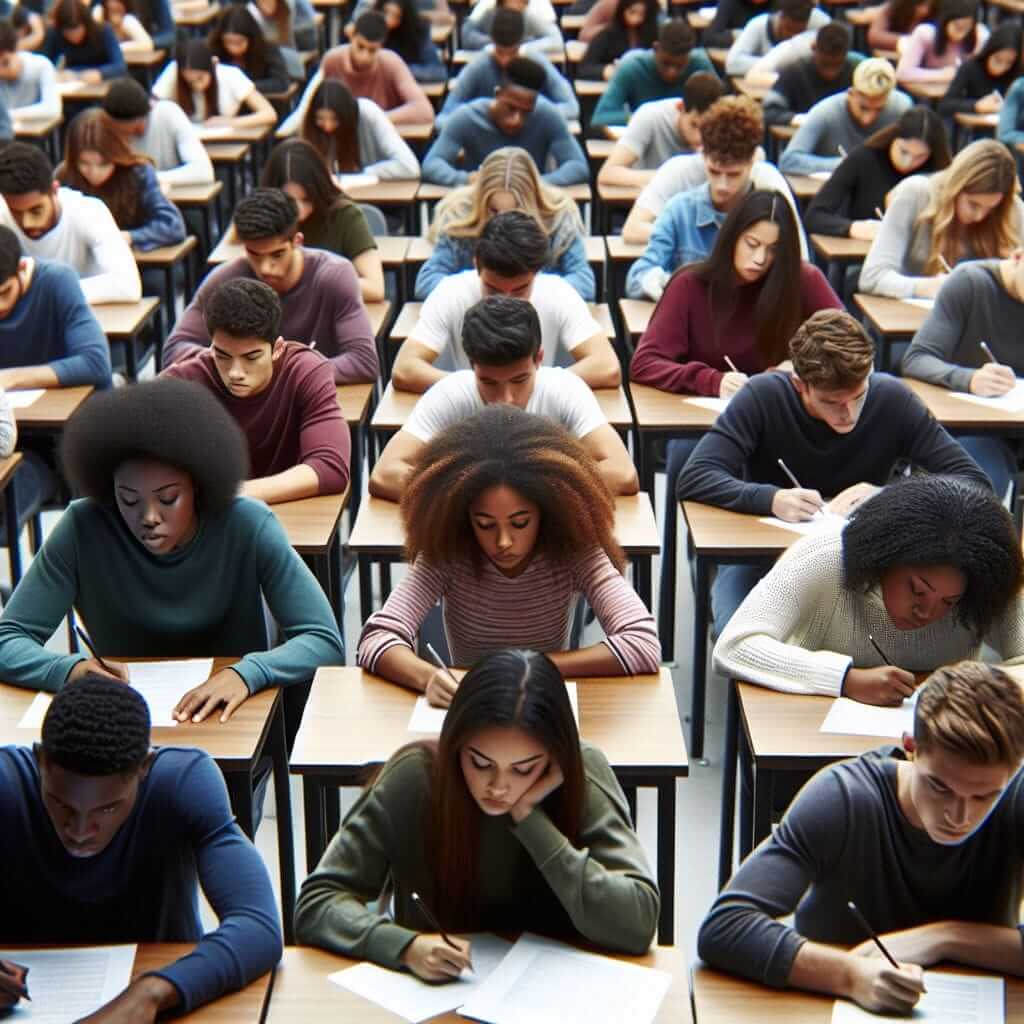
top-left (357, 547), bottom-right (661, 674)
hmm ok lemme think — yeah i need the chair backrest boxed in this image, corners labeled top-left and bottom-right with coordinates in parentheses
top-left (358, 202), bottom-right (389, 237)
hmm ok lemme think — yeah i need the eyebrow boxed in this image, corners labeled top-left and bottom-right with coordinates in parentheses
top-left (213, 344), bottom-right (264, 359)
top-left (468, 746), bottom-right (545, 766)
top-left (472, 509), bottom-right (533, 519)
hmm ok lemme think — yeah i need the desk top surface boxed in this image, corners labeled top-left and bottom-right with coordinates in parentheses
top-left (682, 501), bottom-right (805, 556)
top-left (629, 383), bottom-right (721, 432)
top-left (12, 385), bottom-right (92, 428)
top-left (904, 378), bottom-right (1024, 429)
top-left (272, 489), bottom-right (349, 551)
top-left (336, 382), bottom-right (374, 425)
top-left (94, 297), bottom-right (161, 336)
top-left (854, 292), bottom-right (929, 335)
top-left (810, 233), bottom-right (871, 261)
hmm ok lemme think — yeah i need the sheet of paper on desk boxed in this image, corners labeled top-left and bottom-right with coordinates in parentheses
top-left (457, 933), bottom-right (671, 1024)
top-left (684, 396), bottom-right (730, 413)
top-left (949, 381), bottom-right (1024, 413)
top-left (756, 510), bottom-right (846, 537)
top-left (329, 933), bottom-right (512, 1023)
top-left (338, 173), bottom-right (380, 189)
top-left (0, 944), bottom-right (136, 1023)
top-left (809, 170), bottom-right (831, 180)
top-left (16, 691), bottom-right (52, 728)
top-left (819, 695), bottom-right (915, 738)
top-left (57, 79), bottom-right (87, 95)
top-left (409, 683), bottom-right (579, 733)
top-left (6, 389), bottom-right (44, 408)
top-left (199, 124), bottom-right (233, 138)
top-left (831, 972), bottom-right (1003, 1024)
top-left (901, 298), bottom-right (935, 310)
top-left (127, 659), bottom-right (215, 726)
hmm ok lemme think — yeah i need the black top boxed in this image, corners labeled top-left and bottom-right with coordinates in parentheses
top-left (579, 22), bottom-right (658, 81)
top-left (803, 143), bottom-right (902, 238)
top-left (705, 0), bottom-right (769, 48)
top-left (939, 54), bottom-right (1017, 115)
top-left (763, 56), bottom-right (856, 126)
top-left (220, 41), bottom-right (290, 95)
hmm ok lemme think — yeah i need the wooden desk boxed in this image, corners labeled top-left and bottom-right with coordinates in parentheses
top-left (587, 137), bottom-right (616, 160)
top-left (336, 382), bottom-right (374, 518)
top-left (11, 385), bottom-right (92, 431)
top-left (784, 173), bottom-right (825, 201)
top-left (733, 78), bottom-right (768, 102)
top-left (954, 109), bottom-right (997, 146)
top-left (94, 297), bottom-right (162, 380)
top-left (810, 233), bottom-right (870, 264)
top-left (0, 452), bottom-right (23, 584)
top-left (397, 121), bottom-right (434, 143)
top-left (14, 112), bottom-right (62, 161)
top-left (854, 292), bottom-right (928, 370)
top-left (205, 141), bottom-right (250, 211)
top-left (904, 79), bottom-right (948, 103)
top-left (56, 79), bottom-right (109, 102)
top-left (905, 378), bottom-right (1024, 434)
top-left (168, 180), bottom-right (223, 253)
top-left (135, 236), bottom-right (198, 336)
top-left (365, 300), bottom-right (391, 339)
top-left (290, 666), bottom-right (687, 944)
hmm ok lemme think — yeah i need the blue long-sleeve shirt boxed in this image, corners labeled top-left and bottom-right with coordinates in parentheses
top-left (0, 88), bottom-right (11, 141)
top-left (0, 745), bottom-right (282, 1014)
top-left (146, 0), bottom-right (175, 51)
top-left (41, 24), bottom-right (126, 79)
top-left (998, 77), bottom-right (1024, 146)
top-left (0, 259), bottom-right (111, 388)
top-left (128, 163), bottom-right (187, 251)
top-left (422, 95), bottom-right (588, 187)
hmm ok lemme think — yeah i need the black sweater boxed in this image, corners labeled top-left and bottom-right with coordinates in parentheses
top-left (803, 144), bottom-right (902, 238)
top-left (939, 54), bottom-right (1019, 115)
top-left (705, 0), bottom-right (769, 48)
top-left (763, 56), bottom-right (856, 126)
top-left (579, 22), bottom-right (658, 81)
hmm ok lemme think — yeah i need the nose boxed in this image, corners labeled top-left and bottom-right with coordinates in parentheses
top-left (228, 361), bottom-right (246, 381)
top-left (947, 796), bottom-right (969, 828)
top-left (66, 811), bottom-right (96, 842)
top-left (496, 384), bottom-right (515, 404)
top-left (140, 499), bottom-right (161, 526)
top-left (496, 526), bottom-right (513, 551)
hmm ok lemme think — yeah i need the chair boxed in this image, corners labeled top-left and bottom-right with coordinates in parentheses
top-left (358, 202), bottom-right (389, 237)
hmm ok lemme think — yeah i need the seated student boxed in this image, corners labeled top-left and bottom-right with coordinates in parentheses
top-left (461, 0), bottom-right (562, 54)
top-left (1, 3), bottom-right (44, 52)
top-left (998, 73), bottom-right (1024, 146)
top-left (417, 147), bottom-right (593, 300)
top-left (763, 22), bottom-right (857, 127)
top-left (0, 20), bottom-right (60, 121)
top-left (625, 97), bottom-right (806, 299)
top-left (713, 474), bottom-right (1023, 704)
top-left (804, 106), bottom-right (950, 241)
top-left (939, 20), bottom-right (1020, 117)
top-left (422, 58), bottom-right (588, 187)
top-left (162, 279), bottom-right (350, 504)
top-left (597, 73), bottom-right (722, 190)
top-left (705, 0), bottom-right (770, 49)
top-left (98, 0), bottom-right (153, 54)
top-left (868, 0), bottom-right (933, 53)
top-left (299, 79), bottom-right (420, 180)
top-left (165, 188), bottom-right (378, 382)
top-left (898, 0), bottom-right (987, 84)
top-left (579, 0), bottom-right (659, 82)
top-left (57, 108), bottom-right (186, 253)
top-left (725, 0), bottom-right (829, 79)
top-left (439, 9), bottom-right (578, 128)
top-left (0, 677), bottom-right (283, 1020)
top-left (152, 40), bottom-right (277, 128)
top-left (207, 5), bottom-right (290, 96)
top-left (261, 138), bottom-right (385, 302)
top-left (371, 0), bottom-right (445, 83)
top-left (679, 309), bottom-right (989, 631)
top-left (102, 76), bottom-right (215, 188)
top-left (699, 661), bottom-right (1024, 1014)
top-left (859, 138), bottom-right (1023, 299)
top-left (244, 0), bottom-right (308, 79)
top-left (394, 211), bottom-right (618, 393)
top-left (358, 408), bottom-right (661, 693)
top-left (42, 0), bottom-right (125, 83)
top-left (779, 58), bottom-right (910, 176)
top-left (297, 649), bottom-right (659, 966)
top-left (373, 297), bottom-right (636, 499)
top-left (0, 142), bottom-right (141, 304)
top-left (591, 19), bottom-right (717, 130)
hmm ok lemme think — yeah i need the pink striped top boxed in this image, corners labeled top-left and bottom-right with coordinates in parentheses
top-left (357, 547), bottom-right (661, 674)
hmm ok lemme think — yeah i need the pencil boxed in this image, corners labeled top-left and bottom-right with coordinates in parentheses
top-left (724, 355), bottom-right (740, 373)
top-left (980, 341), bottom-right (998, 365)
top-left (938, 254), bottom-right (952, 274)
top-left (846, 901), bottom-right (902, 972)
top-left (874, 207), bottom-right (884, 220)
top-left (867, 634), bottom-right (892, 666)
top-left (777, 458), bottom-right (803, 490)
top-left (425, 642), bottom-right (459, 685)
top-left (837, 144), bottom-right (848, 158)
top-left (412, 891), bottom-right (473, 970)
top-left (74, 626), bottom-right (118, 676)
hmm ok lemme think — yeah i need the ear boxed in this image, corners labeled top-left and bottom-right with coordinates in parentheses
top-left (790, 374), bottom-right (806, 396)
top-left (50, 180), bottom-right (59, 197)
top-left (901, 732), bottom-right (916, 758)
top-left (32, 741), bottom-right (45, 768)
top-left (271, 337), bottom-right (285, 361)
top-left (137, 749), bottom-right (157, 781)
top-left (534, 348), bottom-right (544, 365)
top-left (293, 230), bottom-right (304, 249)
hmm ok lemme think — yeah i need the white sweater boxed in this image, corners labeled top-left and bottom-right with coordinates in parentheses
top-left (713, 530), bottom-right (1024, 696)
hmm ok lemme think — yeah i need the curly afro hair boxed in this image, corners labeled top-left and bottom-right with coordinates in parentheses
top-left (842, 475), bottom-right (1023, 640)
top-left (42, 674), bottom-right (151, 775)
top-left (60, 378), bottom-right (249, 512)
top-left (699, 96), bottom-right (763, 165)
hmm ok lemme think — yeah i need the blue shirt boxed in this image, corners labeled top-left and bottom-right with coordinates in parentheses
top-left (0, 745), bottom-right (282, 1013)
top-left (998, 77), bottom-right (1024, 146)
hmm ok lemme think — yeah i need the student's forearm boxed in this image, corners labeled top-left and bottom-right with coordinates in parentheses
top-left (374, 644), bottom-right (434, 693)
top-left (942, 922), bottom-right (1024, 975)
top-left (391, 354), bottom-right (448, 393)
top-left (570, 351), bottom-right (621, 389)
top-left (241, 465), bottom-right (321, 505)
top-left (789, 941), bottom-right (859, 1000)
top-left (0, 365), bottom-right (59, 389)
top-left (598, 456), bottom-right (639, 495)
top-left (598, 163), bottom-right (655, 188)
top-left (548, 643), bottom-right (628, 677)
top-left (368, 459), bottom-right (412, 501)
top-left (622, 207), bottom-right (654, 245)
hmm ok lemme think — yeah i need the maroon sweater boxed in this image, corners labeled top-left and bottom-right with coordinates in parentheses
top-left (163, 341), bottom-right (351, 494)
top-left (629, 264), bottom-right (843, 395)
top-left (320, 45), bottom-right (434, 125)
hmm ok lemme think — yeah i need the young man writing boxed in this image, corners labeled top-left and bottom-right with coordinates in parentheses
top-left (164, 188), bottom-right (378, 383)
top-left (393, 211), bottom-right (619, 393)
top-left (422, 57), bottom-right (588, 187)
top-left (460, 0), bottom-right (562, 53)
top-left (373, 296), bottom-right (636, 499)
top-left (699, 661), bottom-right (1024, 1016)
top-left (0, 675), bottom-right (282, 1021)
top-left (162, 278), bottom-right (350, 505)
top-left (0, 20), bottom-right (60, 121)
top-left (725, 0), bottom-right (829, 78)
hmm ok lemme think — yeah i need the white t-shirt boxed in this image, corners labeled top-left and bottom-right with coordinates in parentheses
top-left (619, 98), bottom-right (690, 170)
top-left (404, 367), bottom-right (606, 443)
top-left (152, 62), bottom-right (255, 122)
top-left (410, 272), bottom-right (603, 371)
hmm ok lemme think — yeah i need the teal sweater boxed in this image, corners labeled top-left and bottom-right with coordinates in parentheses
top-left (0, 497), bottom-right (343, 693)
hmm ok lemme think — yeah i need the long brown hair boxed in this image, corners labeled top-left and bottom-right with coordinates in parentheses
top-left (175, 39), bottom-right (219, 121)
top-left (301, 79), bottom-right (361, 173)
top-left (52, 0), bottom-right (103, 49)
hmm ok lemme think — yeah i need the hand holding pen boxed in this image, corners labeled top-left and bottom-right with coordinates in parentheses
top-left (970, 340), bottom-right (1016, 397)
top-left (771, 459), bottom-right (824, 522)
top-left (844, 900), bottom-right (926, 1015)
top-left (424, 642), bottom-right (461, 708)
top-left (399, 892), bottom-right (474, 983)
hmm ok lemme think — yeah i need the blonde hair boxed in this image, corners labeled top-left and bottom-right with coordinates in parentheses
top-left (916, 139), bottom-right (1021, 275)
top-left (851, 57), bottom-right (897, 97)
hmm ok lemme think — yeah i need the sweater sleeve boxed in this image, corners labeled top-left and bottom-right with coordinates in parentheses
top-left (579, 28), bottom-right (618, 82)
top-left (543, 59), bottom-right (579, 121)
top-left (79, 199), bottom-right (143, 303)
top-left (14, 57), bottom-right (60, 120)
top-left (360, 99), bottom-right (421, 179)
top-left (155, 106), bottom-right (215, 187)
top-left (539, 110), bottom-right (588, 187)
top-left (128, 164), bottom-right (187, 251)
top-left (250, 44), bottom-right (290, 95)
top-left (623, 203), bottom-right (681, 301)
top-left (554, 234), bottom-right (595, 300)
top-left (324, 259), bottom-right (379, 384)
top-left (383, 51), bottom-right (434, 125)
top-left (0, 390), bottom-right (15, 458)
top-left (803, 149), bottom-right (860, 237)
top-left (998, 79), bottom-right (1024, 146)
top-left (92, 25), bottom-right (127, 79)
top-left (897, 24), bottom-right (945, 82)
top-left (437, 59), bottom-right (482, 125)
top-left (164, 264), bottom-right (227, 365)
top-left (858, 177), bottom-right (928, 298)
top-left (414, 233), bottom-right (466, 299)
top-left (296, 359), bottom-right (352, 493)
top-left (408, 34), bottom-right (446, 83)
top-left (725, 18), bottom-right (765, 77)
top-left (938, 59), bottom-right (983, 116)
top-left (900, 270), bottom-right (977, 391)
top-left (778, 102), bottom-right (842, 176)
top-left (590, 57), bottom-right (635, 127)
top-left (46, 266), bottom-right (113, 387)
top-left (421, 115), bottom-right (472, 186)
top-left (578, 0), bottom-right (615, 44)
top-left (512, 746), bottom-right (659, 956)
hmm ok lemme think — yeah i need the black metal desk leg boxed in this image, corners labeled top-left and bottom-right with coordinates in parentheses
top-left (691, 554), bottom-right (710, 760)
top-left (226, 771), bottom-right (255, 839)
top-left (302, 776), bottom-right (327, 872)
top-left (5, 472), bottom-right (21, 587)
top-left (717, 681), bottom-right (738, 891)
top-left (656, 780), bottom-right (676, 945)
top-left (269, 702), bottom-right (296, 944)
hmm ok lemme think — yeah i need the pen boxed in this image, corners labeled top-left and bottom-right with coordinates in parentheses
top-left (74, 626), bottom-right (118, 676)
top-left (837, 144), bottom-right (847, 158)
top-left (867, 633), bottom-right (892, 666)
top-left (724, 355), bottom-right (740, 373)
top-left (309, 340), bottom-right (317, 351)
top-left (847, 901), bottom-right (904, 974)
top-left (426, 642), bottom-right (459, 686)
top-left (874, 206), bottom-right (884, 220)
top-left (938, 254), bottom-right (952, 274)
top-left (980, 341), bottom-right (998, 364)
top-left (777, 458), bottom-right (804, 490)
top-left (412, 892), bottom-right (474, 971)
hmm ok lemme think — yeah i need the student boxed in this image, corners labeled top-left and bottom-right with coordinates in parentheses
top-left (939, 20), bottom-right (1020, 117)
top-left (416, 147), bottom-right (593, 300)
top-left (0, 142), bottom-right (141, 304)
top-left (804, 106), bottom-right (951, 241)
top-left (358, 409), bottom-right (661, 692)
top-left (591, 19), bottom-right (717, 130)
top-left (58, 108), bottom-right (186, 252)
top-left (299, 79), bottom-right (420, 180)
top-left (998, 73), bottom-right (1024, 145)
top-left (394, 211), bottom-right (618, 393)
top-left (102, 75), bottom-right (215, 188)
top-left (165, 188), bottom-right (378, 382)
top-left (422, 57), bottom-right (587, 187)
top-left (460, 0), bottom-right (562, 54)
top-left (373, 0), bottom-right (445, 82)
top-left (0, 3), bottom-right (44, 52)
top-left (162, 279), bottom-right (350, 504)
top-left (0, 20), bottom-right (60, 120)
top-left (372, 296), bottom-right (637, 499)
top-left (725, 0), bottom-right (829, 79)
top-left (296, 649), bottom-right (659, 967)
top-left (859, 138), bottom-right (1023, 299)
top-left (705, 0), bottom-right (770, 49)
top-left (208, 4), bottom-right (290, 96)
top-left (680, 310), bottom-right (989, 631)
top-left (98, 0), bottom-right (153, 54)
top-left (438, 8), bottom-right (578, 127)
top-left (260, 139), bottom-right (384, 302)
top-left (699, 661), bottom-right (1024, 1015)
top-left (898, 0), bottom-right (987, 84)
top-left (0, 677), bottom-right (283, 1019)
top-left (868, 0), bottom-right (933, 53)
top-left (579, 0), bottom-right (659, 82)
top-left (152, 39), bottom-right (277, 128)
top-left (245, 0), bottom-right (307, 77)
top-left (779, 58), bottom-right (911, 176)
top-left (712, 474), bottom-right (1023, 703)
top-left (42, 0), bottom-right (125, 82)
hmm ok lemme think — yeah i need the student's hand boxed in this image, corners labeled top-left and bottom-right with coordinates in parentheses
top-left (969, 361), bottom-right (1016, 396)
top-left (0, 960), bottom-right (29, 1008)
top-left (843, 666), bottom-right (917, 706)
top-left (827, 482), bottom-right (879, 517)
top-left (400, 934), bottom-right (473, 982)
top-left (602, 63), bottom-right (615, 80)
top-left (67, 657), bottom-right (129, 684)
top-left (508, 760), bottom-right (564, 823)
top-left (80, 69), bottom-right (102, 84)
top-left (75, 975), bottom-right (178, 1023)
top-left (424, 667), bottom-right (460, 708)
top-left (173, 668), bottom-right (249, 723)
top-left (56, 69), bottom-right (76, 82)
top-left (204, 115), bottom-right (232, 127)
top-left (770, 488), bottom-right (824, 521)
top-left (850, 922), bottom-right (947, 967)
top-left (846, 956), bottom-right (926, 1016)
top-left (976, 91), bottom-right (1002, 114)
top-left (849, 220), bottom-right (880, 241)
top-left (913, 275), bottom-right (946, 300)
top-left (718, 371), bottom-right (748, 398)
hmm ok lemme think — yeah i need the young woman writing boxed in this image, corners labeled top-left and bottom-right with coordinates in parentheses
top-left (42, 0), bottom-right (125, 82)
top-left (207, 5), bottom-right (290, 96)
top-left (897, 0), bottom-right (988, 84)
top-left (939, 20), bottom-right (1021, 116)
top-left (373, 0), bottom-right (445, 82)
top-left (579, 0), bottom-right (659, 82)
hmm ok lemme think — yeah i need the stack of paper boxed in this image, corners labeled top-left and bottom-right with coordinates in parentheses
top-left (408, 683), bottom-right (579, 734)
top-left (756, 510), bottom-right (846, 537)
top-left (949, 381), bottom-right (1024, 414)
top-left (819, 696), bottom-right (915, 738)
top-left (6, 389), bottom-right (44, 408)
top-left (831, 971), bottom-right (1003, 1023)
top-left (127, 659), bottom-right (214, 726)
top-left (683, 396), bottom-right (730, 414)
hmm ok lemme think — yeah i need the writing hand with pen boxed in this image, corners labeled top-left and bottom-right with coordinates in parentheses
top-left (843, 634), bottom-right (916, 707)
top-left (401, 892), bottom-right (474, 983)
top-left (845, 902), bottom-right (926, 1015)
top-left (0, 959), bottom-right (29, 1009)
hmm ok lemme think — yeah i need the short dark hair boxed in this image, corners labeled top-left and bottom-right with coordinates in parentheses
top-left (491, 6), bottom-right (524, 46)
top-left (354, 10), bottom-right (387, 41)
top-left (789, 309), bottom-right (874, 389)
top-left (0, 19), bottom-right (18, 54)
top-left (205, 278), bottom-right (282, 344)
top-left (475, 211), bottom-right (549, 277)
top-left (0, 142), bottom-right (53, 196)
top-left (0, 224), bottom-right (21, 282)
top-left (61, 378), bottom-right (249, 512)
top-left (778, 0), bottom-right (814, 22)
top-left (233, 187), bottom-right (299, 242)
top-left (102, 76), bottom-right (151, 120)
top-left (503, 55), bottom-right (546, 92)
top-left (462, 296), bottom-right (542, 365)
top-left (682, 70), bottom-right (724, 114)
top-left (657, 19), bottom-right (694, 56)
top-left (816, 20), bottom-right (850, 55)
top-left (41, 675), bottom-right (150, 776)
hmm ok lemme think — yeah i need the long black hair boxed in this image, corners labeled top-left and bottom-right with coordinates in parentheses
top-left (865, 105), bottom-right (952, 172)
top-left (208, 5), bottom-right (272, 80)
top-left (932, 0), bottom-right (979, 57)
top-left (260, 137), bottom-right (351, 228)
top-left (373, 0), bottom-right (430, 66)
top-left (301, 79), bottom-right (361, 173)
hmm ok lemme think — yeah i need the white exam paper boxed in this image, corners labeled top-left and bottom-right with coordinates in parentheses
top-left (16, 691), bottom-right (52, 729)
top-left (6, 389), bottom-right (44, 408)
top-left (901, 298), bottom-right (935, 310)
top-left (199, 124), bottom-right (233, 139)
top-left (683, 396), bottom-right (729, 413)
top-left (949, 381), bottom-right (1024, 414)
top-left (409, 683), bottom-right (579, 734)
top-left (819, 695), bottom-right (915, 738)
top-left (329, 933), bottom-right (512, 1023)
top-left (809, 170), bottom-right (831, 180)
top-left (127, 659), bottom-right (214, 726)
top-left (756, 511), bottom-right (846, 537)
top-left (338, 173), bottom-right (380, 189)
top-left (831, 972), bottom-right (1003, 1024)
top-left (57, 79), bottom-right (88, 95)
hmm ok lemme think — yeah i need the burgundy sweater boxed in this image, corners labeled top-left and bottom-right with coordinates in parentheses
top-left (320, 45), bottom-right (434, 125)
top-left (163, 341), bottom-right (351, 493)
top-left (629, 264), bottom-right (843, 395)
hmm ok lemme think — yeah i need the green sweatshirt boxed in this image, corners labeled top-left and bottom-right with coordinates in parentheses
top-left (294, 744), bottom-right (659, 963)
top-left (0, 497), bottom-right (343, 692)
